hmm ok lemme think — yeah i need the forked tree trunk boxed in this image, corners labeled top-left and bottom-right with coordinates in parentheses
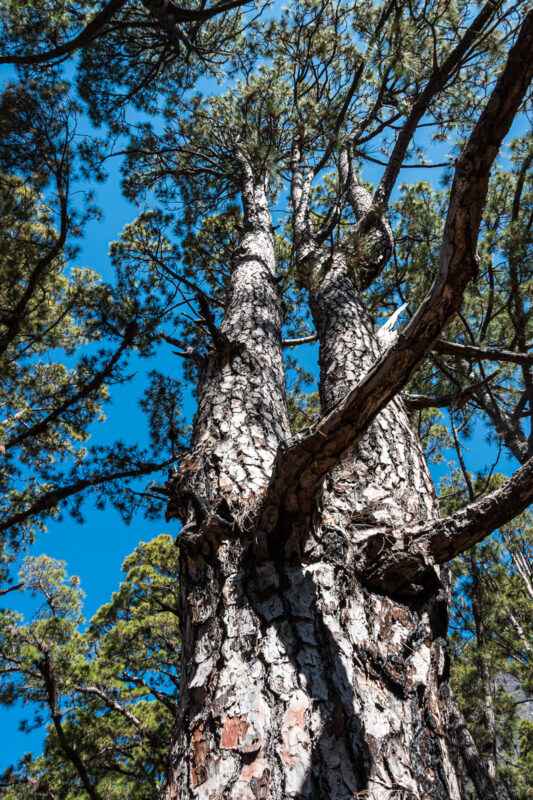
top-left (163, 191), bottom-right (464, 799)
top-left (158, 17), bottom-right (533, 794)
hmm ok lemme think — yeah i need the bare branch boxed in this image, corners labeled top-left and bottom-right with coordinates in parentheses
top-left (282, 334), bottom-right (318, 348)
top-left (402, 376), bottom-right (491, 410)
top-left (195, 291), bottom-right (231, 352)
top-left (433, 338), bottom-right (533, 366)
top-left (142, 0), bottom-right (251, 26)
top-left (160, 333), bottom-right (204, 364)
top-left (0, 583), bottom-right (23, 597)
top-left (362, 456), bottom-right (533, 595)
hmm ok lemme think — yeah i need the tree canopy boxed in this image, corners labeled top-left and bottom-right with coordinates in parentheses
top-left (0, 535), bottom-right (180, 798)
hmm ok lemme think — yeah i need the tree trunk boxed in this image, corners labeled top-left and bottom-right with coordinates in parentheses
top-left (469, 552), bottom-right (499, 782)
top-left (163, 212), bottom-right (464, 799)
top-left (158, 18), bottom-right (533, 793)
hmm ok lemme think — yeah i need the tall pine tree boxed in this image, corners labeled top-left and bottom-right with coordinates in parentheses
top-left (1, 0), bottom-right (532, 797)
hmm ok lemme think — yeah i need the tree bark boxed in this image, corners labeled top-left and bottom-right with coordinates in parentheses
top-left (161, 14), bottom-right (533, 794)
top-left (442, 684), bottom-right (509, 800)
top-left (163, 247), bottom-right (464, 798)
top-left (167, 177), bottom-right (290, 515)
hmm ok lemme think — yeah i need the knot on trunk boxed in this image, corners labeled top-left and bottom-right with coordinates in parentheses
top-left (167, 485), bottom-right (236, 554)
top-left (357, 529), bottom-right (442, 599)
top-left (211, 338), bottom-right (246, 367)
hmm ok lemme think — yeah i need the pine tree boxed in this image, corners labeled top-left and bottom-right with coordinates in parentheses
top-left (0, 535), bottom-right (180, 799)
top-left (0, 77), bottom-right (187, 582)
top-left (1, 0), bottom-right (532, 797)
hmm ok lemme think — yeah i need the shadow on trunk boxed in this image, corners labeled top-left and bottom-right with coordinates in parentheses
top-left (247, 558), bottom-right (372, 798)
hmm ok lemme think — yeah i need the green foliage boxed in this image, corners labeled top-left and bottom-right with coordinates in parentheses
top-left (76, 0), bottom-right (252, 130)
top-left (444, 469), bottom-right (533, 798)
top-left (0, 535), bottom-right (180, 799)
top-left (411, 408), bottom-right (453, 466)
top-left (0, 79), bottom-right (188, 579)
top-left (285, 356), bottom-right (321, 433)
top-left (518, 719), bottom-right (533, 791)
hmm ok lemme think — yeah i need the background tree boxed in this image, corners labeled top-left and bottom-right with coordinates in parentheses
top-left (0, 535), bottom-right (180, 799)
top-left (445, 468), bottom-right (533, 800)
top-left (0, 0), bottom-right (268, 586)
top-left (0, 75), bottom-right (190, 586)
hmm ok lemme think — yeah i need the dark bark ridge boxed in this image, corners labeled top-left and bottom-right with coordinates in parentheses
top-left (441, 683), bottom-right (511, 800)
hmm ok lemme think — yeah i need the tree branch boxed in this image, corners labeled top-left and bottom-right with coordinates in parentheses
top-left (373, 0), bottom-right (505, 211)
top-left (0, 583), bottom-right (23, 597)
top-left (339, 142), bottom-right (394, 287)
top-left (282, 334), bottom-right (318, 348)
top-left (362, 456), bottom-right (533, 596)
top-left (80, 685), bottom-right (143, 729)
top-left (433, 338), bottom-right (533, 366)
top-left (0, 184), bottom-right (69, 358)
top-left (0, 0), bottom-right (251, 67)
top-left (142, 0), bottom-right (250, 25)
top-left (350, 0), bottom-right (507, 290)
top-left (290, 136), bottom-right (315, 264)
top-left (160, 332), bottom-right (204, 364)
top-left (195, 290), bottom-right (231, 352)
top-left (402, 375), bottom-right (493, 410)
top-left (0, 0), bottom-right (127, 66)
top-left (258, 10), bottom-right (533, 544)
top-left (5, 322), bottom-right (137, 451)
top-left (39, 653), bottom-right (104, 800)
top-left (0, 458), bottom-right (171, 534)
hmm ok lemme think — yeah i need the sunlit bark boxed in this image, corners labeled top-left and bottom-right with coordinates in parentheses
top-left (161, 10), bottom-right (533, 798)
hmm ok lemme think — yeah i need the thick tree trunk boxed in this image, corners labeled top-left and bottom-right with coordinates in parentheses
top-left (169, 180), bottom-right (290, 510)
top-left (163, 224), bottom-right (463, 799)
top-left (159, 21), bottom-right (533, 794)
